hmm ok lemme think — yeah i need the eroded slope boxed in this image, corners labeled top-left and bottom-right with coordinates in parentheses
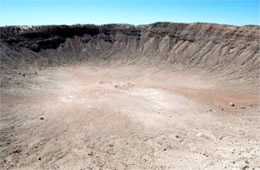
top-left (1, 23), bottom-right (259, 80)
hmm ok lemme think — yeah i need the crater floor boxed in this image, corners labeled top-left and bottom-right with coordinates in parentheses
top-left (0, 64), bottom-right (259, 170)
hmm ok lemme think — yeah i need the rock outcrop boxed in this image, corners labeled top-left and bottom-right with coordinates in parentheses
top-left (0, 22), bottom-right (259, 80)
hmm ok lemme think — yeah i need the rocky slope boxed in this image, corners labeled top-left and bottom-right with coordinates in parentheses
top-left (1, 22), bottom-right (259, 80)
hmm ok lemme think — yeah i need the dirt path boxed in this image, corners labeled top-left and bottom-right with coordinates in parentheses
top-left (1, 65), bottom-right (259, 170)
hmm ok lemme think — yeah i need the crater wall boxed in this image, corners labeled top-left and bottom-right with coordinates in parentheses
top-left (1, 22), bottom-right (259, 80)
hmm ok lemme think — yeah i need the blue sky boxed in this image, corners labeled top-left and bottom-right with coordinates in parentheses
top-left (0, 0), bottom-right (259, 26)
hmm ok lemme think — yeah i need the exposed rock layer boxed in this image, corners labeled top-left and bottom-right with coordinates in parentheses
top-left (1, 22), bottom-right (259, 80)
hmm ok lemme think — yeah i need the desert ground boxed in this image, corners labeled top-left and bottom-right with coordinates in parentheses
top-left (0, 23), bottom-right (259, 169)
top-left (1, 63), bottom-right (259, 170)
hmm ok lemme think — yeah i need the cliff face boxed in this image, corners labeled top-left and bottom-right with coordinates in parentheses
top-left (0, 22), bottom-right (259, 79)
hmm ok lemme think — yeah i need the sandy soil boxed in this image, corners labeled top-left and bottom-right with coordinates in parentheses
top-left (0, 64), bottom-right (259, 170)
